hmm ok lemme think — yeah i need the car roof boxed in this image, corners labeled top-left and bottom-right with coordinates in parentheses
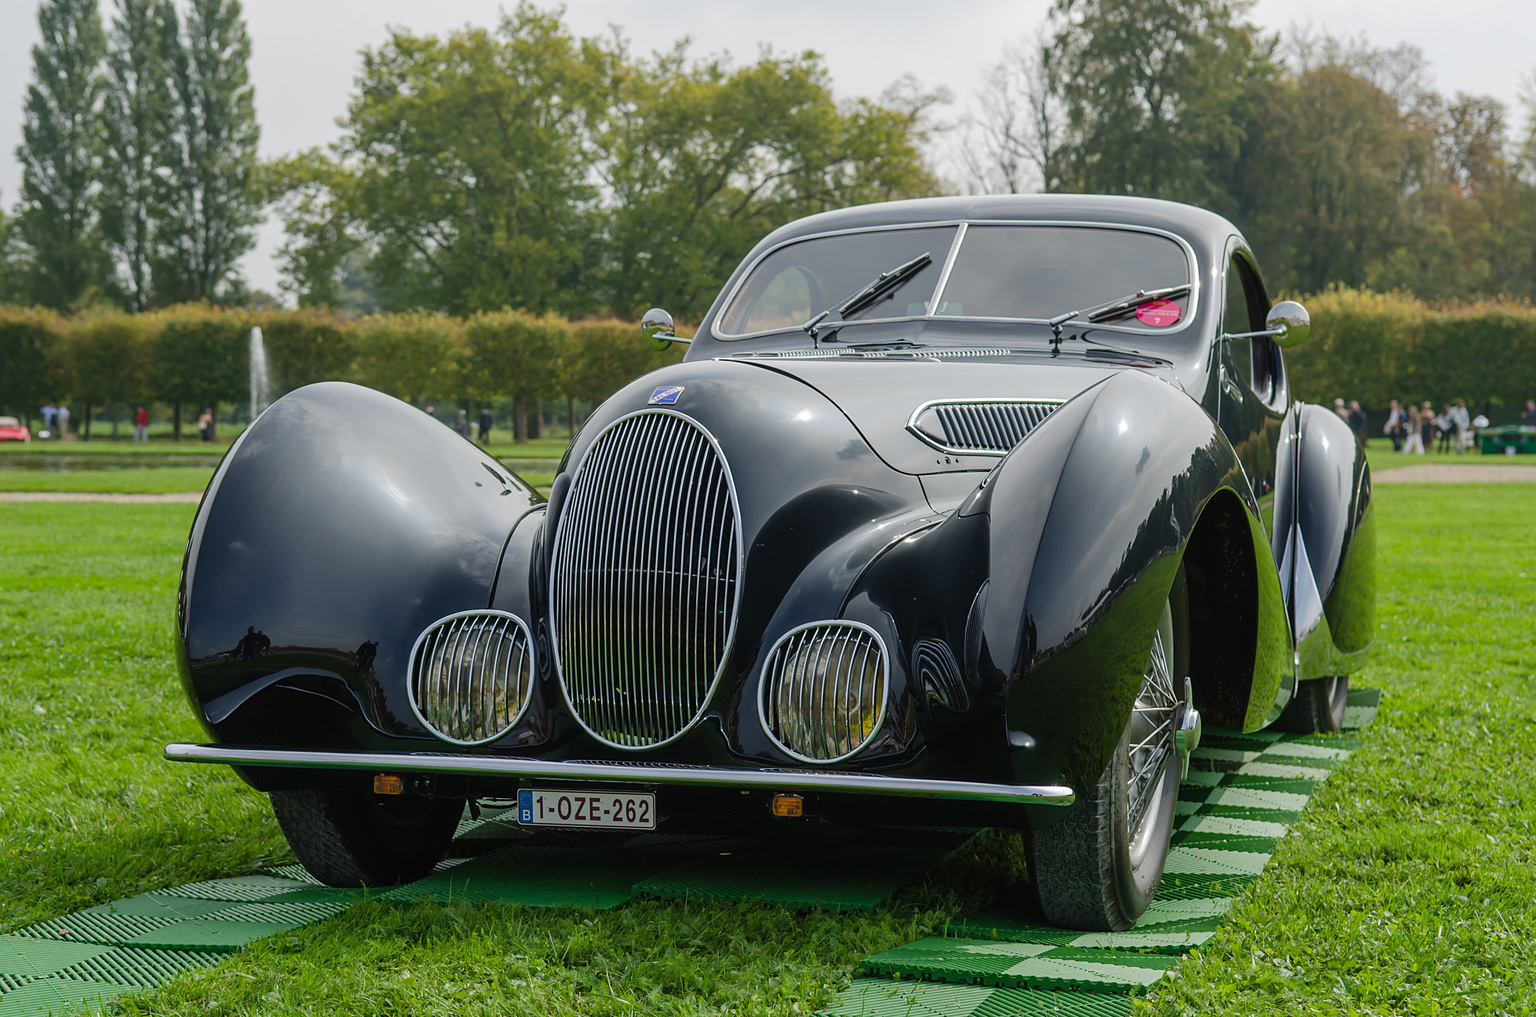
top-left (753, 193), bottom-right (1241, 258)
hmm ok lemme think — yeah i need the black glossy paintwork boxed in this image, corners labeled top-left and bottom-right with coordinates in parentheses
top-left (177, 382), bottom-right (540, 749)
top-left (175, 194), bottom-right (1375, 823)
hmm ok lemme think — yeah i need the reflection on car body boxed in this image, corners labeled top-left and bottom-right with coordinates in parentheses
top-left (167, 194), bottom-right (1374, 931)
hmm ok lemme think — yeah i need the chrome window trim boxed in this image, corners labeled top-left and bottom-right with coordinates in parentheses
top-left (905, 397), bottom-right (1067, 458)
top-left (547, 407), bottom-right (745, 752)
top-left (405, 609), bottom-right (536, 747)
top-left (711, 219), bottom-right (1202, 342)
top-left (755, 619), bottom-right (891, 765)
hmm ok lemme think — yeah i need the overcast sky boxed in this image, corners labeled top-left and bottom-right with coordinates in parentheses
top-left (2, 0), bottom-right (1533, 299)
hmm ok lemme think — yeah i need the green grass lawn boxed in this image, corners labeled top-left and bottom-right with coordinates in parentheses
top-left (1361, 444), bottom-right (1532, 471)
top-left (0, 466), bottom-right (217, 494)
top-left (2, 486), bottom-right (1533, 1014)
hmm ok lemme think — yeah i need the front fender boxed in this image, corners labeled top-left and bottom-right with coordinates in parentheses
top-left (176, 382), bottom-right (541, 750)
top-left (965, 369), bottom-right (1289, 789)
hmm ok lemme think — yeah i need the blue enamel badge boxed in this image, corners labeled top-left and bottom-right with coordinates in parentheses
top-left (649, 385), bottom-right (684, 405)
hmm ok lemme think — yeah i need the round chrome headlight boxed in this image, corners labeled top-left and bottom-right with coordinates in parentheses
top-left (408, 610), bottom-right (535, 745)
top-left (759, 621), bottom-right (889, 763)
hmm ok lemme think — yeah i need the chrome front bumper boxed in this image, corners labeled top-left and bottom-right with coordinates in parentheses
top-left (163, 743), bottom-right (1075, 807)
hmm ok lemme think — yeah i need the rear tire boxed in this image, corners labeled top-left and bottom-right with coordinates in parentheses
top-left (269, 789), bottom-right (462, 887)
top-left (1275, 675), bottom-right (1348, 733)
top-left (1028, 567), bottom-right (1189, 932)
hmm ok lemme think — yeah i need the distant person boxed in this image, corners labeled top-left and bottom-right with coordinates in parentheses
top-left (424, 403), bottom-right (437, 421)
top-left (1452, 400), bottom-right (1471, 454)
top-left (1333, 397), bottom-right (1348, 421)
top-left (40, 402), bottom-right (57, 438)
top-left (1385, 399), bottom-right (1407, 452)
top-left (1435, 404), bottom-right (1453, 453)
top-left (1524, 399), bottom-right (1536, 427)
top-left (198, 407), bottom-right (213, 442)
top-left (1402, 404), bottom-right (1425, 454)
top-left (132, 404), bottom-right (149, 443)
top-left (56, 403), bottom-right (69, 441)
top-left (1347, 401), bottom-right (1368, 446)
top-left (455, 409), bottom-right (469, 438)
top-left (478, 406), bottom-right (493, 443)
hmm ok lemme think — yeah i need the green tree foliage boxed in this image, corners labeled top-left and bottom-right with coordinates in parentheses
top-left (61, 310), bottom-right (153, 434)
top-left (155, 0), bottom-right (260, 302)
top-left (597, 51), bottom-right (940, 319)
top-left (265, 4), bottom-right (939, 319)
top-left (1048, 0), bottom-right (1273, 210)
top-left (15, 0), bottom-right (111, 310)
top-left (151, 303), bottom-right (247, 419)
top-left (0, 307), bottom-right (63, 420)
top-left (332, 5), bottom-right (615, 315)
top-left (351, 311), bottom-right (464, 404)
top-left (252, 308), bottom-right (356, 391)
top-left (100, 0), bottom-right (177, 310)
top-left (565, 319), bottom-right (683, 404)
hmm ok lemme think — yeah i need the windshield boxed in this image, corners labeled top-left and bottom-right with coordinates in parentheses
top-left (934, 226), bottom-right (1190, 325)
top-left (717, 223), bottom-right (1193, 339)
top-left (716, 227), bottom-right (956, 336)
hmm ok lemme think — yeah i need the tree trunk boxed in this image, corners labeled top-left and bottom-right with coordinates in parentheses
top-left (565, 395), bottom-right (575, 438)
top-left (173, 403), bottom-right (183, 442)
top-left (513, 396), bottom-right (528, 442)
top-left (110, 403), bottom-right (119, 438)
top-left (82, 402), bottom-right (92, 441)
top-left (529, 399), bottom-right (544, 439)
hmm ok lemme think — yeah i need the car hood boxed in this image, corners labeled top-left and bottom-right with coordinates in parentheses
top-left (722, 355), bottom-right (1125, 476)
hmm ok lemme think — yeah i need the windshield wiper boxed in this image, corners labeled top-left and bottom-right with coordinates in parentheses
top-left (1045, 284), bottom-right (1191, 347)
top-left (802, 252), bottom-right (932, 340)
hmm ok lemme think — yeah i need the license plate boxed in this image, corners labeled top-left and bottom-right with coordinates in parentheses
top-left (517, 789), bottom-right (656, 830)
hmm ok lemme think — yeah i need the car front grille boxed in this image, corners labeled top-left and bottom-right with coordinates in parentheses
top-left (907, 400), bottom-right (1061, 455)
top-left (550, 410), bottom-right (741, 749)
top-left (408, 610), bottom-right (535, 744)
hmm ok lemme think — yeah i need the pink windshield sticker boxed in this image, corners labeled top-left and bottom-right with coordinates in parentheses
top-left (1135, 300), bottom-right (1181, 327)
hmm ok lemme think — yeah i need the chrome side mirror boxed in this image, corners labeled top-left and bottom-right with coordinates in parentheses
top-left (641, 307), bottom-right (688, 351)
top-left (1220, 299), bottom-right (1310, 348)
top-left (1265, 300), bottom-right (1310, 348)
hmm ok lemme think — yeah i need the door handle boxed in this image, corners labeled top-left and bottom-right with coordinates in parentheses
top-left (1220, 365), bottom-right (1243, 401)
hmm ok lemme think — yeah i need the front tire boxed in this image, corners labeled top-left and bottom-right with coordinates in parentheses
top-left (1275, 675), bottom-right (1348, 733)
top-left (1028, 568), bottom-right (1189, 931)
top-left (270, 789), bottom-right (463, 887)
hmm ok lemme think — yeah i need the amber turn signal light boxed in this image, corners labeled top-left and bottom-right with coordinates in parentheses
top-left (373, 774), bottom-right (405, 796)
top-left (770, 793), bottom-right (803, 818)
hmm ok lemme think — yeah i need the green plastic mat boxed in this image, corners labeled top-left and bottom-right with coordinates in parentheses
top-left (634, 827), bottom-right (974, 913)
top-left (826, 692), bottom-right (1381, 1008)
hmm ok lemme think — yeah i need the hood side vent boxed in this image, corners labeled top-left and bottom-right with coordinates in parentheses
top-left (907, 399), bottom-right (1063, 456)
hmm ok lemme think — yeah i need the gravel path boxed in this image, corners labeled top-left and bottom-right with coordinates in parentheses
top-left (0, 491), bottom-right (203, 502)
top-left (1373, 463), bottom-right (1536, 483)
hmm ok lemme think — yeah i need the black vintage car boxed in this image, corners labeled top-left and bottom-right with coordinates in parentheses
top-left (167, 195), bottom-right (1374, 931)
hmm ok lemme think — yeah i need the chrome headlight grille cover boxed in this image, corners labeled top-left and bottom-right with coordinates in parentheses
top-left (907, 399), bottom-right (1062, 456)
top-left (550, 409), bottom-right (742, 750)
top-left (407, 610), bottom-right (535, 745)
top-left (758, 621), bottom-right (890, 763)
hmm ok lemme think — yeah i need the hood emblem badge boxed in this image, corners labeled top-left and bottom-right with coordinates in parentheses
top-left (649, 385), bottom-right (685, 406)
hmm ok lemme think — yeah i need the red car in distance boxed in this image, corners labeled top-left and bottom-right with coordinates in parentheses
top-left (0, 416), bottom-right (30, 443)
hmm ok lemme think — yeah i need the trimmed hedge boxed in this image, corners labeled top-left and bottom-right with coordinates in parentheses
top-left (6, 288), bottom-right (1528, 430)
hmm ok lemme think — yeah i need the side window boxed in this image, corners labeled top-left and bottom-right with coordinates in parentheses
top-left (1225, 254), bottom-right (1278, 403)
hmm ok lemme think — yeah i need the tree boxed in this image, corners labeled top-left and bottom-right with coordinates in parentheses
top-left (0, 307), bottom-right (62, 426)
top-left (958, 32), bottom-right (1066, 194)
top-left (596, 48), bottom-right (940, 319)
top-left (155, 0), bottom-right (261, 302)
top-left (151, 303), bottom-right (247, 437)
top-left (329, 5), bottom-right (616, 315)
top-left (15, 0), bottom-right (111, 310)
top-left (352, 311), bottom-right (463, 405)
top-left (63, 311), bottom-right (153, 437)
top-left (100, 0), bottom-right (177, 310)
top-left (463, 309), bottom-right (568, 440)
top-left (1047, 0), bottom-right (1275, 213)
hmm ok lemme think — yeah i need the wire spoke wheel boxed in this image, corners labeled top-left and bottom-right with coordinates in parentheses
top-left (1027, 564), bottom-right (1190, 931)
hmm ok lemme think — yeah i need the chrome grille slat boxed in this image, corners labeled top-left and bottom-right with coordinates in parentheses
top-left (408, 610), bottom-right (535, 745)
top-left (909, 399), bottom-right (1062, 455)
top-left (758, 621), bottom-right (889, 763)
top-left (551, 410), bottom-right (742, 750)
